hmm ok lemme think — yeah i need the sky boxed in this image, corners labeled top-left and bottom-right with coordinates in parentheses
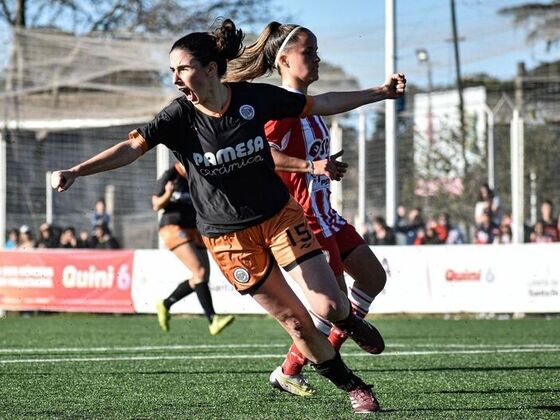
top-left (269, 0), bottom-right (559, 90)
top-left (0, 0), bottom-right (557, 91)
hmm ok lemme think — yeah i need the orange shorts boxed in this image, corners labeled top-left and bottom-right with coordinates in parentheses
top-left (159, 225), bottom-right (206, 251)
top-left (203, 197), bottom-right (323, 294)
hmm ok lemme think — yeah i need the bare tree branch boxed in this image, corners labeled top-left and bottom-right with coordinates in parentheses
top-left (0, 0), bottom-right (14, 25)
top-left (1, 0), bottom-right (283, 39)
top-left (499, 0), bottom-right (560, 48)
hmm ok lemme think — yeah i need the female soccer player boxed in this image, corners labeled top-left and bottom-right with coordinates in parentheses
top-left (51, 19), bottom-right (405, 414)
top-left (153, 162), bottom-right (234, 335)
top-left (227, 22), bottom-right (404, 396)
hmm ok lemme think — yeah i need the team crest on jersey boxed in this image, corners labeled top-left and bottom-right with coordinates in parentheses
top-left (239, 104), bottom-right (255, 120)
top-left (233, 267), bottom-right (250, 283)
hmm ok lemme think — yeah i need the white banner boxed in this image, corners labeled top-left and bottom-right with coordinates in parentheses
top-left (363, 246), bottom-right (432, 313)
top-left (131, 244), bottom-right (560, 314)
top-left (132, 250), bottom-right (264, 314)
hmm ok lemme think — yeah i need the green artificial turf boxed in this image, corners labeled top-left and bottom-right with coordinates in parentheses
top-left (1, 314), bottom-right (559, 419)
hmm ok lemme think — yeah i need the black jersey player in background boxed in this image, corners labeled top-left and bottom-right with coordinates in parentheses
top-left (153, 162), bottom-right (234, 335)
top-left (51, 18), bottom-right (406, 414)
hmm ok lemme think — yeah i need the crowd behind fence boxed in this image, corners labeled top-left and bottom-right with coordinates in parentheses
top-left (4, 185), bottom-right (559, 250)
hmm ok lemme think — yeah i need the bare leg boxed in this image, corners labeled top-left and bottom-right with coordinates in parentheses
top-left (251, 264), bottom-right (335, 364)
top-left (173, 242), bottom-right (216, 321)
top-left (172, 242), bottom-right (209, 287)
top-left (286, 254), bottom-right (350, 323)
top-left (342, 244), bottom-right (386, 297)
top-left (288, 254), bottom-right (383, 355)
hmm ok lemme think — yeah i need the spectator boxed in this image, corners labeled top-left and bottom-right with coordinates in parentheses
top-left (5, 228), bottom-right (19, 249)
top-left (91, 223), bottom-right (120, 249)
top-left (501, 213), bottom-right (512, 227)
top-left (393, 205), bottom-right (408, 245)
top-left (59, 226), bottom-right (78, 248)
top-left (36, 223), bottom-right (59, 248)
top-left (395, 206), bottom-right (424, 245)
top-left (474, 183), bottom-right (500, 225)
top-left (91, 198), bottom-right (111, 232)
top-left (496, 222), bottom-right (513, 244)
top-left (414, 219), bottom-right (441, 245)
top-left (474, 211), bottom-right (500, 244)
top-left (18, 225), bottom-right (36, 249)
top-left (77, 229), bottom-right (91, 248)
top-left (434, 212), bottom-right (465, 245)
top-left (537, 200), bottom-right (558, 242)
top-left (530, 221), bottom-right (553, 243)
top-left (369, 216), bottom-right (396, 245)
top-left (434, 212), bottom-right (465, 244)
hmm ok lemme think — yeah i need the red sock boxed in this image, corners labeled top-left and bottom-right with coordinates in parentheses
top-left (328, 326), bottom-right (348, 351)
top-left (281, 343), bottom-right (308, 376)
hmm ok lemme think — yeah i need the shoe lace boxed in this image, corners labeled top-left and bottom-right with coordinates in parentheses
top-left (350, 384), bottom-right (374, 404)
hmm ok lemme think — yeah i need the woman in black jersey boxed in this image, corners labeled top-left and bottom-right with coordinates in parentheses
top-left (51, 19), bottom-right (405, 414)
top-left (153, 162), bottom-right (234, 335)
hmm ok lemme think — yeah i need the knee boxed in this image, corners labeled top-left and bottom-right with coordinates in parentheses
top-left (357, 262), bottom-right (387, 296)
top-left (375, 266), bottom-right (387, 292)
top-left (312, 297), bottom-right (349, 323)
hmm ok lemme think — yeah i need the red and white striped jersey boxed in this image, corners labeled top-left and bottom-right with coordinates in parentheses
top-left (265, 111), bottom-right (347, 238)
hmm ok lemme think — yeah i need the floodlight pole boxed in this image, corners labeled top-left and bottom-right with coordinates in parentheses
top-left (510, 108), bottom-right (524, 244)
top-left (330, 117), bottom-right (343, 213)
top-left (156, 144), bottom-right (170, 249)
top-left (0, 132), bottom-right (5, 247)
top-left (45, 171), bottom-right (52, 225)
top-left (357, 111), bottom-right (366, 229)
top-left (483, 104), bottom-right (495, 189)
top-left (385, 0), bottom-right (397, 226)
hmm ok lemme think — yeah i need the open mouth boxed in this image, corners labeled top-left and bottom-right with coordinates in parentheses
top-left (179, 87), bottom-right (198, 103)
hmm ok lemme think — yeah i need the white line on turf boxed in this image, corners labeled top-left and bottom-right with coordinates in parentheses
top-left (0, 343), bottom-right (288, 354)
top-left (0, 343), bottom-right (558, 355)
top-left (1, 347), bottom-right (559, 364)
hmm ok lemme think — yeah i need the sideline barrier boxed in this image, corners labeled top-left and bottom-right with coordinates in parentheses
top-left (0, 250), bottom-right (134, 313)
top-left (1, 244), bottom-right (559, 314)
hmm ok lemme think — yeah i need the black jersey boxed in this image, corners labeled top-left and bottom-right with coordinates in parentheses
top-left (136, 82), bottom-right (308, 237)
top-left (155, 165), bottom-right (197, 229)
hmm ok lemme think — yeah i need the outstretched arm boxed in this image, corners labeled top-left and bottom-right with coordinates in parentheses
top-left (310, 73), bottom-right (406, 116)
top-left (51, 139), bottom-right (145, 192)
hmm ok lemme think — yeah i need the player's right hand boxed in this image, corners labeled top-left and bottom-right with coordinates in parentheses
top-left (384, 73), bottom-right (406, 99)
top-left (51, 170), bottom-right (77, 192)
top-left (164, 181), bottom-right (175, 193)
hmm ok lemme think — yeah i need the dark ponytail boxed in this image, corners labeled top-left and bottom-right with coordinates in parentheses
top-left (225, 22), bottom-right (309, 83)
top-left (170, 18), bottom-right (244, 77)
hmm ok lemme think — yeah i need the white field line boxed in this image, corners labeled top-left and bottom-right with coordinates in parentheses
top-left (1, 347), bottom-right (560, 365)
top-left (0, 343), bottom-right (288, 354)
top-left (0, 342), bottom-right (559, 355)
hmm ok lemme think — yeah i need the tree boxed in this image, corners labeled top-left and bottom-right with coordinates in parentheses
top-left (499, 0), bottom-right (560, 50)
top-left (0, 0), bottom-right (279, 35)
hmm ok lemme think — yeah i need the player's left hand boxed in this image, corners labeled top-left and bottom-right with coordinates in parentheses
top-left (313, 150), bottom-right (348, 181)
top-left (384, 73), bottom-right (406, 99)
